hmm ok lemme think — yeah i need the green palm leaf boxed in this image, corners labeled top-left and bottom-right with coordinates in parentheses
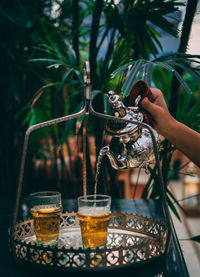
top-left (154, 61), bottom-right (192, 94)
top-left (122, 60), bottom-right (144, 96)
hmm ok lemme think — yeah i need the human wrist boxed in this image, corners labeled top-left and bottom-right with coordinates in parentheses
top-left (159, 114), bottom-right (178, 139)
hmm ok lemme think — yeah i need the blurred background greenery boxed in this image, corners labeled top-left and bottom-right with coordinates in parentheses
top-left (0, 0), bottom-right (200, 209)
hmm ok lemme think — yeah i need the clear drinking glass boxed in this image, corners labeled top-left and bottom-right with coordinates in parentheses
top-left (29, 191), bottom-right (62, 245)
top-left (77, 194), bottom-right (111, 249)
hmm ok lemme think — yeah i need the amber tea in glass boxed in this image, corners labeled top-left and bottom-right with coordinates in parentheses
top-left (77, 195), bottom-right (111, 249)
top-left (30, 191), bottom-right (62, 245)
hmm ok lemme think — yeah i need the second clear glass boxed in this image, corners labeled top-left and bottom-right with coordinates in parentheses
top-left (77, 194), bottom-right (111, 249)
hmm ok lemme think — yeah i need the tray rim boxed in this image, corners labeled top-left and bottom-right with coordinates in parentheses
top-left (9, 212), bottom-right (168, 271)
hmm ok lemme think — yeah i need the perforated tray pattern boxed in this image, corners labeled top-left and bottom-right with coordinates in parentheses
top-left (9, 212), bottom-right (167, 270)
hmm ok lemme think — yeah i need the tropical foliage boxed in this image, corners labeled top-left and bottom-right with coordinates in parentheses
top-left (1, 0), bottom-right (200, 215)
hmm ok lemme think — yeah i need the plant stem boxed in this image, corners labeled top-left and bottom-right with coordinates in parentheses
top-left (72, 0), bottom-right (80, 66)
top-left (169, 0), bottom-right (198, 117)
top-left (89, 0), bottom-right (104, 87)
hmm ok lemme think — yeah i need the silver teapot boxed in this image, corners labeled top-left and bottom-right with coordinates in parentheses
top-left (100, 81), bottom-right (160, 171)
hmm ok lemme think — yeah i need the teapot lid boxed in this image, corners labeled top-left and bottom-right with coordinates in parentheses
top-left (105, 90), bottom-right (142, 137)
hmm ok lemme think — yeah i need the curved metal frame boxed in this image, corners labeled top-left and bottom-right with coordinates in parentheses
top-left (11, 61), bottom-right (171, 258)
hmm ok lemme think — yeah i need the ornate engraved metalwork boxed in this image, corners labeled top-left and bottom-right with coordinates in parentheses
top-left (9, 212), bottom-right (167, 270)
top-left (102, 86), bottom-right (161, 170)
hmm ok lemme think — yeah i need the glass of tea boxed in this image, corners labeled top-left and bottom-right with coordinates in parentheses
top-left (29, 191), bottom-right (62, 246)
top-left (77, 194), bottom-right (111, 249)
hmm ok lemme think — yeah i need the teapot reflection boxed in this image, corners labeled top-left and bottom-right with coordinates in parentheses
top-left (100, 81), bottom-right (160, 171)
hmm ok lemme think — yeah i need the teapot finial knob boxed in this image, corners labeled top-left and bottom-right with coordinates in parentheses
top-left (108, 91), bottom-right (126, 117)
top-left (108, 90), bottom-right (115, 96)
top-left (108, 94), bottom-right (120, 106)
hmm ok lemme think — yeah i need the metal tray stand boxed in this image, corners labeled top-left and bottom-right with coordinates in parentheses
top-left (9, 212), bottom-right (167, 270)
top-left (9, 61), bottom-right (171, 271)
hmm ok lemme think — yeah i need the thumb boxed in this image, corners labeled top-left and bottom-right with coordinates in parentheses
top-left (141, 97), bottom-right (160, 118)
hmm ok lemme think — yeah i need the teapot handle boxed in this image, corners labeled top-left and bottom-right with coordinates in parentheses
top-left (126, 80), bottom-right (154, 126)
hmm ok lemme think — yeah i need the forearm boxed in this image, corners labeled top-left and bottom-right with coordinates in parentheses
top-left (162, 118), bottom-right (200, 168)
top-left (141, 91), bottom-right (200, 167)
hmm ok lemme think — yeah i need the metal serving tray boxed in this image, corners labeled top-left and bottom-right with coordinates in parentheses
top-left (9, 212), bottom-right (167, 270)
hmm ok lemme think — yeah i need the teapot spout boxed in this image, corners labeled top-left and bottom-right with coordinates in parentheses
top-left (100, 146), bottom-right (126, 170)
